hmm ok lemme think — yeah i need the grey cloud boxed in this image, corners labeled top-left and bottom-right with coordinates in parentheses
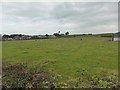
top-left (52, 2), bottom-right (117, 23)
top-left (2, 2), bottom-right (55, 23)
top-left (51, 2), bottom-right (118, 33)
top-left (2, 2), bottom-right (118, 34)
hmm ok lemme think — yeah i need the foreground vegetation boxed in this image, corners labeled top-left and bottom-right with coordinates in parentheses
top-left (2, 63), bottom-right (119, 88)
top-left (2, 34), bottom-right (119, 88)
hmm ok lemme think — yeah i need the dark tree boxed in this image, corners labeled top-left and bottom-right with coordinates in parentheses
top-left (58, 31), bottom-right (60, 34)
top-left (65, 32), bottom-right (69, 35)
top-left (3, 35), bottom-right (10, 38)
top-left (53, 33), bottom-right (60, 37)
top-left (18, 34), bottom-right (22, 37)
top-left (45, 34), bottom-right (49, 36)
top-left (60, 33), bottom-right (64, 36)
top-left (9, 34), bottom-right (20, 38)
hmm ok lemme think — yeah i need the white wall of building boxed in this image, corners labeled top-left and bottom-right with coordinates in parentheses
top-left (113, 38), bottom-right (120, 41)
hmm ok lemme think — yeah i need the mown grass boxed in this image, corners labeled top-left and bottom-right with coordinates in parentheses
top-left (2, 35), bottom-right (119, 88)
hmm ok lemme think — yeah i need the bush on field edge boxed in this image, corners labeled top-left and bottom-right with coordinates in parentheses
top-left (2, 63), bottom-right (120, 89)
top-left (2, 63), bottom-right (59, 89)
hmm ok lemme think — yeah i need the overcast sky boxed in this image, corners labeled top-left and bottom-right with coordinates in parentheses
top-left (1, 2), bottom-right (118, 35)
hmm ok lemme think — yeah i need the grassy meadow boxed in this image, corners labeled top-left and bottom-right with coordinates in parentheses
top-left (2, 35), bottom-right (119, 88)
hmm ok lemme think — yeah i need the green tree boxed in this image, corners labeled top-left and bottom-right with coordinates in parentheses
top-left (65, 32), bottom-right (69, 35)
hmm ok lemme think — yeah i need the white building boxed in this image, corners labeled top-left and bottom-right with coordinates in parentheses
top-left (113, 32), bottom-right (120, 41)
top-left (0, 34), bottom-right (1, 41)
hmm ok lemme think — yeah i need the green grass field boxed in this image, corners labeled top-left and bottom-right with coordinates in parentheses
top-left (2, 35), bottom-right (118, 78)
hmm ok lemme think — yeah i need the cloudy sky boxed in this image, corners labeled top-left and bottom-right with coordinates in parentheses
top-left (1, 2), bottom-right (118, 35)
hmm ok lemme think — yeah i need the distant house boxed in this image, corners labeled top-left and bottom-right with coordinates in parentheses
top-left (112, 32), bottom-right (120, 41)
top-left (48, 35), bottom-right (56, 38)
top-left (1, 34), bottom-right (56, 41)
top-left (8, 38), bottom-right (13, 40)
top-left (0, 34), bottom-right (2, 41)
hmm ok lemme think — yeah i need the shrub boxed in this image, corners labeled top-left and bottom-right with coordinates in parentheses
top-left (75, 70), bottom-right (120, 88)
top-left (2, 63), bottom-right (120, 89)
top-left (2, 63), bottom-right (59, 89)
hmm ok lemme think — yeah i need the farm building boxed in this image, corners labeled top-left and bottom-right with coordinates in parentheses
top-left (0, 34), bottom-right (2, 41)
top-left (112, 32), bottom-right (120, 41)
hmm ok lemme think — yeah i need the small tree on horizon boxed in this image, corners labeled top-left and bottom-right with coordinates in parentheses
top-left (58, 31), bottom-right (60, 34)
top-left (45, 34), bottom-right (49, 36)
top-left (65, 32), bottom-right (69, 35)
